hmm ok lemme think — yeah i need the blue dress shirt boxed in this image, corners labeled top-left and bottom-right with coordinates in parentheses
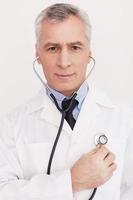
top-left (46, 81), bottom-right (89, 120)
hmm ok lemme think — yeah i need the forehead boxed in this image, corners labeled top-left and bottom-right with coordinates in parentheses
top-left (39, 15), bottom-right (88, 44)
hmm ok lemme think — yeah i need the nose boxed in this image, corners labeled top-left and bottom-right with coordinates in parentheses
top-left (57, 48), bottom-right (71, 69)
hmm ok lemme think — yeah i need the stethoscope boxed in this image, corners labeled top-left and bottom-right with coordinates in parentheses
top-left (33, 56), bottom-right (108, 200)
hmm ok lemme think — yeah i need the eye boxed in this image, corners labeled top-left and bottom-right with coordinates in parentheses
top-left (71, 45), bottom-right (81, 51)
top-left (47, 46), bottom-right (58, 52)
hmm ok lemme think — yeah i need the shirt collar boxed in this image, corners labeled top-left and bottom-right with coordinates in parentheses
top-left (27, 84), bottom-right (115, 114)
top-left (46, 81), bottom-right (89, 109)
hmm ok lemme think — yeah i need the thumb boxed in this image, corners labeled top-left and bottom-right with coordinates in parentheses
top-left (88, 145), bottom-right (101, 155)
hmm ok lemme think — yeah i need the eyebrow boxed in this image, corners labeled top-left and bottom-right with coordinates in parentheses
top-left (43, 41), bottom-right (84, 48)
top-left (44, 43), bottom-right (59, 48)
top-left (69, 41), bottom-right (84, 46)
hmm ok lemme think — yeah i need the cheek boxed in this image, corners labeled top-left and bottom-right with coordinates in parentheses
top-left (42, 66), bottom-right (52, 78)
top-left (41, 58), bottom-right (56, 74)
top-left (75, 65), bottom-right (87, 79)
top-left (40, 58), bottom-right (51, 75)
top-left (41, 62), bottom-right (56, 81)
top-left (74, 53), bottom-right (89, 65)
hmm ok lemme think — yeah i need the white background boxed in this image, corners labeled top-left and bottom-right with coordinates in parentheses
top-left (0, 0), bottom-right (133, 116)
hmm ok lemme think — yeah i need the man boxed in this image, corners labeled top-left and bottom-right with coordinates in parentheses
top-left (0, 3), bottom-right (132, 200)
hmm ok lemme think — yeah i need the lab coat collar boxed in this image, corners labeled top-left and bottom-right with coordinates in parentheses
top-left (89, 85), bottom-right (115, 109)
top-left (27, 86), bottom-right (115, 133)
top-left (26, 87), bottom-right (71, 132)
top-left (27, 88), bottom-right (47, 114)
top-left (27, 86), bottom-right (115, 114)
top-left (27, 85), bottom-right (115, 114)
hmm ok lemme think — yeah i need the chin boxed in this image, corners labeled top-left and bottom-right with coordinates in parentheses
top-left (55, 85), bottom-right (79, 96)
top-left (49, 80), bottom-right (82, 95)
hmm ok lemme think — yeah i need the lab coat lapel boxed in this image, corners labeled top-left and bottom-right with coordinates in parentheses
top-left (72, 89), bottom-right (101, 144)
top-left (72, 86), bottom-right (115, 145)
top-left (28, 86), bottom-right (114, 137)
top-left (40, 92), bottom-right (72, 134)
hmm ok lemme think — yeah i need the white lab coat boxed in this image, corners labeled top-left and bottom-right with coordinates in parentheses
top-left (0, 86), bottom-right (133, 200)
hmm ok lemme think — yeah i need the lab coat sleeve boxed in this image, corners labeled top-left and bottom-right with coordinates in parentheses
top-left (0, 117), bottom-right (73, 200)
top-left (120, 108), bottom-right (133, 200)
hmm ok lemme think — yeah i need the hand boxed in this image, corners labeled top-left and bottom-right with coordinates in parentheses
top-left (71, 145), bottom-right (117, 192)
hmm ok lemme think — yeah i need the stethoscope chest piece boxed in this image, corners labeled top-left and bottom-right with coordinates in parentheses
top-left (94, 133), bottom-right (108, 145)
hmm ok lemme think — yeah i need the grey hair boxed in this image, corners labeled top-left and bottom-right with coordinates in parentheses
top-left (35, 3), bottom-right (92, 44)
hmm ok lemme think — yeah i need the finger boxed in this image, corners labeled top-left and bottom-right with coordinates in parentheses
top-left (87, 145), bottom-right (101, 155)
top-left (97, 145), bottom-right (110, 159)
top-left (104, 152), bottom-right (116, 166)
top-left (109, 162), bottom-right (117, 171)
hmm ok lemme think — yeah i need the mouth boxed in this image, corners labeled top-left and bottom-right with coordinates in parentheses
top-left (55, 73), bottom-right (75, 80)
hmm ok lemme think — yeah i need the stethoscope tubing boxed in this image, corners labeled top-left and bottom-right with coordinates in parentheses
top-left (33, 57), bottom-right (97, 200)
top-left (47, 111), bottom-right (66, 174)
top-left (47, 93), bottom-right (77, 174)
top-left (46, 93), bottom-right (97, 200)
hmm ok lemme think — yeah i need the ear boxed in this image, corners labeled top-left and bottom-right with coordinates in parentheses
top-left (35, 43), bottom-right (41, 64)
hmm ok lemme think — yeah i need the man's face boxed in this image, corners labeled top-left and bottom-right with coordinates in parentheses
top-left (36, 15), bottom-right (91, 96)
